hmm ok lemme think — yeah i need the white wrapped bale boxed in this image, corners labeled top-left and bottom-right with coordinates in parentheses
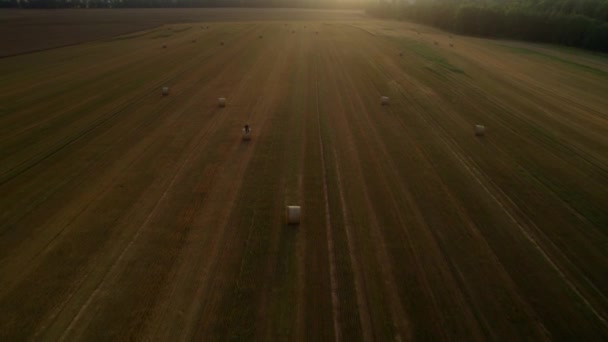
top-left (242, 128), bottom-right (251, 141)
top-left (218, 97), bottom-right (226, 107)
top-left (381, 96), bottom-right (390, 106)
top-left (162, 87), bottom-right (169, 96)
top-left (475, 125), bottom-right (486, 136)
top-left (286, 206), bottom-right (301, 225)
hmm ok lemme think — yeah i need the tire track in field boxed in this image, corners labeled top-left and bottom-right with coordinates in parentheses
top-left (258, 29), bottom-right (309, 340)
top-left (363, 68), bottom-right (549, 338)
top-left (394, 42), bottom-right (606, 326)
top-left (0, 24), bottom-right (258, 292)
top-left (187, 67), bottom-right (286, 340)
top-left (287, 34), bottom-right (310, 342)
top-left (332, 27), bottom-right (460, 339)
top-left (314, 43), bottom-right (375, 340)
top-left (398, 56), bottom-right (608, 295)
top-left (437, 44), bottom-right (608, 181)
top-left (0, 74), bottom-right (194, 295)
top-left (439, 80), bottom-right (608, 310)
top-left (322, 32), bottom-right (452, 339)
top-left (332, 26), bottom-right (548, 333)
top-left (361, 37), bottom-right (608, 329)
top-left (337, 154), bottom-right (413, 341)
top-left (449, 85), bottom-right (608, 225)
top-left (387, 70), bottom-right (608, 330)
top-left (184, 36), bottom-right (286, 340)
top-left (34, 94), bottom-right (226, 339)
top-left (24, 26), bottom-right (266, 340)
top-left (226, 28), bottom-right (301, 335)
top-left (0, 23), bottom-right (253, 187)
top-left (314, 54), bottom-right (342, 342)
top-left (56, 115), bottom-right (220, 340)
top-left (322, 80), bottom-right (412, 339)
top-left (423, 71), bottom-right (608, 314)
top-left (53, 66), bottom-right (237, 338)
top-left (321, 33), bottom-right (415, 340)
top-left (0, 26), bottom-right (204, 120)
top-left (0, 22), bottom-right (255, 238)
top-left (373, 26), bottom-right (606, 180)
top-left (138, 23), bottom-right (284, 340)
top-left (336, 74), bottom-right (470, 340)
top-left (457, 75), bottom-right (608, 181)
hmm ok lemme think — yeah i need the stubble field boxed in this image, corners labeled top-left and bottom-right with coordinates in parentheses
top-left (1, 9), bottom-right (607, 340)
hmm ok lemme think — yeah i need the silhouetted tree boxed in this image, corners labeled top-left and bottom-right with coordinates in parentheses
top-left (367, 0), bottom-right (608, 52)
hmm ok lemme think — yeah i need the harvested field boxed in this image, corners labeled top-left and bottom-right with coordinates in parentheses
top-left (1, 10), bottom-right (608, 340)
top-left (0, 8), bottom-right (364, 57)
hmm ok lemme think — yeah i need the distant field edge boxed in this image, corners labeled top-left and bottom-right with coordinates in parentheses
top-left (0, 8), bottom-right (366, 57)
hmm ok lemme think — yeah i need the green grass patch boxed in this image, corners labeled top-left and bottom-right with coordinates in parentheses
top-left (150, 32), bottom-right (173, 39)
top-left (106, 30), bottom-right (155, 41)
top-left (498, 122), bottom-right (607, 230)
top-left (495, 44), bottom-right (608, 77)
top-left (150, 26), bottom-right (191, 39)
top-left (394, 37), bottom-right (465, 75)
top-left (522, 163), bottom-right (607, 230)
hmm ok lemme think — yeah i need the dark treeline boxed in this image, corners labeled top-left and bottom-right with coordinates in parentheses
top-left (0, 0), bottom-right (351, 8)
top-left (367, 0), bottom-right (608, 52)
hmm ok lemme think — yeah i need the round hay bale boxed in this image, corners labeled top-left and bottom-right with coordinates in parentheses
top-left (286, 206), bottom-right (301, 225)
top-left (475, 125), bottom-right (486, 136)
top-left (218, 97), bottom-right (226, 107)
top-left (242, 127), bottom-right (251, 141)
top-left (162, 44), bottom-right (167, 49)
top-left (381, 96), bottom-right (390, 106)
top-left (162, 86), bottom-right (169, 96)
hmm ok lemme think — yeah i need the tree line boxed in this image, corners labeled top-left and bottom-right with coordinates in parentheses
top-left (367, 0), bottom-right (608, 52)
top-left (0, 0), bottom-right (347, 9)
